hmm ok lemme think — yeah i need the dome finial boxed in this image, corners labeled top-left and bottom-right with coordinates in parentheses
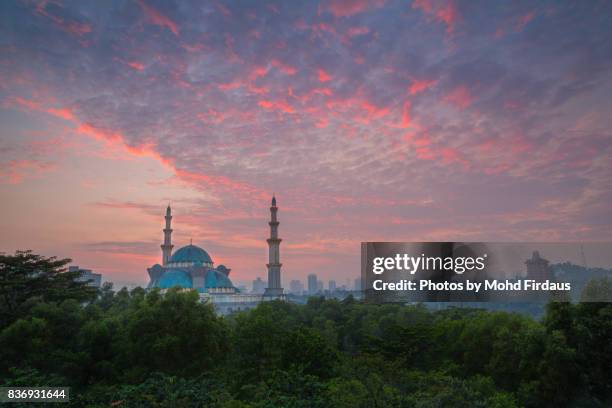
top-left (271, 194), bottom-right (276, 206)
top-left (190, 238), bottom-right (193, 246)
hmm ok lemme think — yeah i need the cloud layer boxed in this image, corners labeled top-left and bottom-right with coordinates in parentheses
top-left (1, 0), bottom-right (611, 283)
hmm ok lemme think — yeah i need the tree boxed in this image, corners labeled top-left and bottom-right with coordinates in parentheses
top-left (117, 288), bottom-right (228, 381)
top-left (0, 250), bottom-right (97, 328)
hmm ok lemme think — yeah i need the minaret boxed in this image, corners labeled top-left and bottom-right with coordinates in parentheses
top-left (264, 195), bottom-right (284, 297)
top-left (160, 205), bottom-right (174, 265)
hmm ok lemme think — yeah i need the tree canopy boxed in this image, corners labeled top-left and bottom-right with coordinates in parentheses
top-left (1, 251), bottom-right (610, 407)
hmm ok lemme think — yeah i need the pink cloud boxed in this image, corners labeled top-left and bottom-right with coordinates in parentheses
top-left (315, 118), bottom-right (329, 128)
top-left (0, 159), bottom-right (55, 184)
top-left (11, 96), bottom-right (74, 121)
top-left (34, 2), bottom-right (92, 37)
top-left (516, 10), bottom-right (536, 31)
top-left (325, 0), bottom-right (385, 17)
top-left (360, 100), bottom-right (390, 120)
top-left (317, 68), bottom-right (332, 82)
top-left (174, 169), bottom-right (266, 200)
top-left (258, 99), bottom-right (295, 114)
top-left (441, 147), bottom-right (469, 167)
top-left (412, 0), bottom-right (459, 33)
top-left (317, 22), bottom-right (336, 34)
top-left (137, 0), bottom-right (179, 36)
top-left (249, 65), bottom-right (268, 80)
top-left (324, 95), bottom-right (392, 125)
top-left (218, 80), bottom-right (241, 91)
top-left (126, 61), bottom-right (145, 71)
top-left (46, 107), bottom-right (74, 120)
top-left (443, 85), bottom-right (472, 109)
top-left (271, 59), bottom-right (298, 75)
top-left (215, 2), bottom-right (231, 17)
top-left (408, 78), bottom-right (437, 95)
top-left (346, 26), bottom-right (370, 37)
top-left (401, 100), bottom-right (411, 127)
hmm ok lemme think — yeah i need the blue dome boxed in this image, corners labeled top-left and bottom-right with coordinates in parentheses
top-left (205, 269), bottom-right (234, 289)
top-left (158, 269), bottom-right (192, 289)
top-left (170, 244), bottom-right (213, 264)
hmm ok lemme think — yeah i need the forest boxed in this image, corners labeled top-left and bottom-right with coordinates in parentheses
top-left (1, 251), bottom-right (611, 407)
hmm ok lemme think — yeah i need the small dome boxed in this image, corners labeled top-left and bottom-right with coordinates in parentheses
top-left (205, 269), bottom-right (234, 289)
top-left (159, 269), bottom-right (192, 289)
top-left (216, 264), bottom-right (230, 276)
top-left (170, 244), bottom-right (213, 264)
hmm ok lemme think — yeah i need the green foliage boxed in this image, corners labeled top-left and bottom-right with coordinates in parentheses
top-left (1, 251), bottom-right (611, 407)
top-left (0, 250), bottom-right (97, 327)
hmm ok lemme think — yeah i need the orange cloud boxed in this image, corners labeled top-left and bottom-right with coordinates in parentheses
top-left (137, 0), bottom-right (179, 36)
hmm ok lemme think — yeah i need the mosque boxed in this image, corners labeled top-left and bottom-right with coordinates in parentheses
top-left (147, 196), bottom-right (285, 314)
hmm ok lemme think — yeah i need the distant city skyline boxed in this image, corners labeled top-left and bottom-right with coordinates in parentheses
top-left (1, 1), bottom-right (612, 285)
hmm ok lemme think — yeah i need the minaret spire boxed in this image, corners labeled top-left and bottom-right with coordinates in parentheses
top-left (161, 205), bottom-right (174, 265)
top-left (264, 195), bottom-right (284, 298)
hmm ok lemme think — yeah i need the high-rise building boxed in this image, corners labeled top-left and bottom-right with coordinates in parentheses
top-left (526, 251), bottom-right (550, 281)
top-left (354, 278), bottom-right (362, 291)
top-left (307, 273), bottom-right (317, 294)
top-left (252, 277), bottom-right (266, 294)
top-left (264, 195), bottom-right (284, 298)
top-left (289, 279), bottom-right (303, 295)
top-left (317, 280), bottom-right (323, 292)
top-left (328, 280), bottom-right (336, 292)
top-left (70, 266), bottom-right (102, 288)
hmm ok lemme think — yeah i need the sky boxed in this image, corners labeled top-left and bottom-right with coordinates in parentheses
top-left (1, 0), bottom-right (611, 287)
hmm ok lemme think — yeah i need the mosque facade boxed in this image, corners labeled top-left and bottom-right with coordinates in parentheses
top-left (147, 196), bottom-right (285, 314)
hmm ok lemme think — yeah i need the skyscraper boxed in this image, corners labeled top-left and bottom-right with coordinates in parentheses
top-left (307, 273), bottom-right (317, 294)
top-left (289, 279), bottom-right (303, 295)
top-left (264, 195), bottom-right (284, 298)
top-left (70, 266), bottom-right (102, 288)
top-left (252, 277), bottom-right (266, 294)
top-left (329, 280), bottom-right (336, 292)
top-left (354, 278), bottom-right (362, 291)
top-left (526, 251), bottom-right (550, 281)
